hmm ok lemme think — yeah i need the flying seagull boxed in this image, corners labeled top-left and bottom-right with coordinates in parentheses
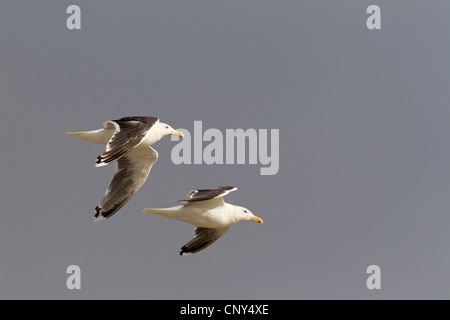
top-left (66, 116), bottom-right (184, 222)
top-left (143, 186), bottom-right (263, 255)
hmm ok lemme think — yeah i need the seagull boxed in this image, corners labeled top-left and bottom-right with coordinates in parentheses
top-left (143, 186), bottom-right (263, 255)
top-left (66, 116), bottom-right (184, 222)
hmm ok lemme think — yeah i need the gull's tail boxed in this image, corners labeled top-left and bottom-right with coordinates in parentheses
top-left (66, 129), bottom-right (112, 145)
top-left (66, 131), bottom-right (86, 138)
top-left (143, 206), bottom-right (182, 220)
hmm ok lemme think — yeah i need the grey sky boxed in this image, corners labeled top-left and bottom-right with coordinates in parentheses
top-left (1, 1), bottom-right (450, 299)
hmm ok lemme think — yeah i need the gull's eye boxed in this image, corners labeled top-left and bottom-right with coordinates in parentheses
top-left (244, 210), bottom-right (248, 213)
top-left (165, 126), bottom-right (169, 129)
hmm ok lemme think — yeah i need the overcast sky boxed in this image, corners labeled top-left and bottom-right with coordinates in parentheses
top-left (1, 1), bottom-right (450, 299)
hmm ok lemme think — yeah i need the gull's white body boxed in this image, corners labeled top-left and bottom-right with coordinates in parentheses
top-left (67, 120), bottom-right (172, 149)
top-left (145, 203), bottom-right (249, 229)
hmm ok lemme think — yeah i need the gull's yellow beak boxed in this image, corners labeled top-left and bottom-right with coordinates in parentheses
top-left (251, 216), bottom-right (264, 224)
top-left (172, 130), bottom-right (184, 138)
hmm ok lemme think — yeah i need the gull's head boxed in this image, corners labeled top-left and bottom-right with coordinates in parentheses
top-left (158, 122), bottom-right (184, 138)
top-left (237, 206), bottom-right (263, 224)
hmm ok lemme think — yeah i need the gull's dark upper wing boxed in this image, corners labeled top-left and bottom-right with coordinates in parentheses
top-left (96, 116), bottom-right (158, 166)
top-left (178, 186), bottom-right (237, 203)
